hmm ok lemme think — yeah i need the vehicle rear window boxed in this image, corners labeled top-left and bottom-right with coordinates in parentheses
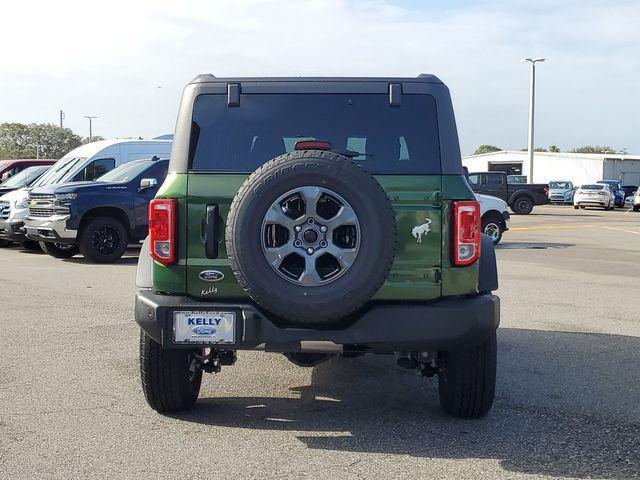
top-left (581, 185), bottom-right (604, 190)
top-left (189, 93), bottom-right (441, 174)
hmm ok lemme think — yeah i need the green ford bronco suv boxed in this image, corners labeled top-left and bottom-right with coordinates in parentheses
top-left (135, 75), bottom-right (500, 419)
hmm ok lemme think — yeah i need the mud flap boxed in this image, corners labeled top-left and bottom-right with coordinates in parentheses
top-left (478, 234), bottom-right (498, 293)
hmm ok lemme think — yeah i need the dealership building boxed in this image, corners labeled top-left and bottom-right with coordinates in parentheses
top-left (462, 150), bottom-right (640, 187)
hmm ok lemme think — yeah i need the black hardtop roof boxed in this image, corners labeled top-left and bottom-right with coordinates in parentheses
top-left (190, 74), bottom-right (443, 85)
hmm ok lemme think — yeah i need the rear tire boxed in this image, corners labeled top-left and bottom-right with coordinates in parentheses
top-left (139, 330), bottom-right (203, 413)
top-left (511, 196), bottom-right (533, 215)
top-left (79, 216), bottom-right (129, 263)
top-left (438, 330), bottom-right (497, 419)
top-left (39, 241), bottom-right (79, 258)
top-left (573, 205), bottom-right (579, 210)
top-left (634, 205), bottom-right (639, 212)
top-left (0, 239), bottom-right (11, 248)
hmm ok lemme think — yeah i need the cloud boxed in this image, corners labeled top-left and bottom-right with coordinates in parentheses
top-left (0, 0), bottom-right (638, 153)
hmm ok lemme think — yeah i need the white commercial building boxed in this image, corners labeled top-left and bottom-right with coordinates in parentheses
top-left (462, 150), bottom-right (640, 187)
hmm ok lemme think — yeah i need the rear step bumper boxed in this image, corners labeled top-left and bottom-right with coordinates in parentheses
top-left (135, 290), bottom-right (500, 353)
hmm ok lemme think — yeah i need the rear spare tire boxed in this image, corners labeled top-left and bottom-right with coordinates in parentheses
top-left (226, 150), bottom-right (397, 325)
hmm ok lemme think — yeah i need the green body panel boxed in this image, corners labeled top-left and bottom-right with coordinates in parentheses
top-left (152, 173), bottom-right (189, 294)
top-left (152, 172), bottom-right (479, 300)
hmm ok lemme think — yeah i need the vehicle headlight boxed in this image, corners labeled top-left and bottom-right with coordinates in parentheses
top-left (55, 193), bottom-right (77, 202)
top-left (15, 198), bottom-right (28, 209)
top-left (54, 192), bottom-right (77, 208)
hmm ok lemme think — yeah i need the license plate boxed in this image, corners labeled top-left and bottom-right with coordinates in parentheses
top-left (173, 311), bottom-right (236, 344)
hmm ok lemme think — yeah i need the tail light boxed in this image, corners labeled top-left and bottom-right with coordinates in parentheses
top-left (149, 198), bottom-right (177, 264)
top-left (453, 200), bottom-right (481, 266)
top-left (598, 191), bottom-right (607, 196)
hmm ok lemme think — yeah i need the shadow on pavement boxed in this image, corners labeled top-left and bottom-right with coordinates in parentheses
top-left (174, 328), bottom-right (640, 479)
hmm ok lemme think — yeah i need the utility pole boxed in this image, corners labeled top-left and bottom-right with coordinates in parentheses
top-left (59, 110), bottom-right (65, 128)
top-left (84, 115), bottom-right (97, 142)
top-left (521, 57), bottom-right (545, 182)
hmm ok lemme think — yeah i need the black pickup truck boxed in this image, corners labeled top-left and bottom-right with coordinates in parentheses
top-left (24, 157), bottom-right (168, 263)
top-left (467, 171), bottom-right (548, 215)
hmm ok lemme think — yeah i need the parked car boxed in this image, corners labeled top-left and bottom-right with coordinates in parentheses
top-left (633, 187), bottom-right (640, 212)
top-left (0, 159), bottom-right (56, 182)
top-left (547, 180), bottom-right (575, 204)
top-left (0, 139), bottom-right (171, 248)
top-left (25, 157), bottom-right (168, 262)
top-left (135, 74), bottom-right (500, 419)
top-left (467, 171), bottom-right (548, 214)
top-left (596, 180), bottom-right (625, 208)
top-left (476, 193), bottom-right (510, 244)
top-left (573, 184), bottom-right (614, 210)
top-left (0, 165), bottom-right (52, 196)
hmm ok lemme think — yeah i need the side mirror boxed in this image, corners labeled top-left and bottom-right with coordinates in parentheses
top-left (139, 178), bottom-right (158, 190)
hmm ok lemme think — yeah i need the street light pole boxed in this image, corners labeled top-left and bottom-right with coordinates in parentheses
top-left (84, 116), bottom-right (97, 142)
top-left (521, 57), bottom-right (545, 182)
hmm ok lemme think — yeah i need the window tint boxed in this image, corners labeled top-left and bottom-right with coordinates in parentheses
top-left (467, 174), bottom-right (480, 187)
top-left (0, 166), bottom-right (48, 188)
top-left (74, 158), bottom-right (115, 182)
top-left (189, 93), bottom-right (441, 174)
top-left (486, 174), bottom-right (505, 186)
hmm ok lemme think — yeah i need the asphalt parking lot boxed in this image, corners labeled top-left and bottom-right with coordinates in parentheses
top-left (1, 205), bottom-right (639, 479)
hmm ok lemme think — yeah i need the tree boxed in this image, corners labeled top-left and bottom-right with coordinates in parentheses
top-left (569, 145), bottom-right (616, 154)
top-left (549, 145), bottom-right (560, 153)
top-left (473, 145), bottom-right (501, 155)
top-left (82, 136), bottom-right (105, 145)
top-left (0, 123), bottom-right (82, 159)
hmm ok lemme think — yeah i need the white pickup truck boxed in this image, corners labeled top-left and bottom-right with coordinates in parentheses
top-left (476, 193), bottom-right (510, 244)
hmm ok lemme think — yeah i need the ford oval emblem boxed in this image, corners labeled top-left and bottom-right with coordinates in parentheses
top-left (193, 326), bottom-right (216, 335)
top-left (199, 270), bottom-right (224, 282)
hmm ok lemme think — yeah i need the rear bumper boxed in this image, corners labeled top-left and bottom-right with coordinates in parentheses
top-left (24, 215), bottom-right (77, 244)
top-left (135, 290), bottom-right (500, 353)
top-left (0, 219), bottom-right (27, 242)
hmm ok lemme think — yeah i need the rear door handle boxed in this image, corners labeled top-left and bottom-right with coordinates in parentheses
top-left (205, 204), bottom-right (219, 258)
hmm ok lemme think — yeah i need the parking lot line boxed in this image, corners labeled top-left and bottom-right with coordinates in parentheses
top-left (602, 226), bottom-right (640, 236)
top-left (510, 225), bottom-right (595, 231)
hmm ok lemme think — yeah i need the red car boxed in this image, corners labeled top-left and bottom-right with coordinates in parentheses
top-left (0, 159), bottom-right (57, 182)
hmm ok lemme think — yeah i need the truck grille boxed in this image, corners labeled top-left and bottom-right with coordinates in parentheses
top-left (29, 193), bottom-right (55, 200)
top-left (28, 208), bottom-right (56, 218)
top-left (0, 201), bottom-right (9, 220)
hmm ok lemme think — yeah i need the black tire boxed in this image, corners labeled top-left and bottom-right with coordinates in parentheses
top-left (438, 329), bottom-right (497, 419)
top-left (39, 241), bottom-right (79, 258)
top-left (633, 205), bottom-right (639, 212)
top-left (226, 150), bottom-right (397, 326)
top-left (510, 196), bottom-right (533, 215)
top-left (139, 330), bottom-right (202, 413)
top-left (78, 216), bottom-right (129, 263)
top-left (0, 239), bottom-right (11, 248)
top-left (20, 241), bottom-right (41, 251)
top-left (481, 214), bottom-right (503, 245)
top-left (573, 205), bottom-right (579, 210)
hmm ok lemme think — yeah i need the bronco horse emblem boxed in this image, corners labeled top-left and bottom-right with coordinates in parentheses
top-left (411, 219), bottom-right (431, 243)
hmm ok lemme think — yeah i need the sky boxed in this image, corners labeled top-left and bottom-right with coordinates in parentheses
top-left (1, 0), bottom-right (639, 155)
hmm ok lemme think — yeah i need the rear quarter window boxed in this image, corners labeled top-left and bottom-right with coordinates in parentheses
top-left (189, 93), bottom-right (441, 174)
